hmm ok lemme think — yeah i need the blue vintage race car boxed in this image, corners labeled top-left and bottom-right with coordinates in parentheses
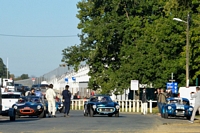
top-left (12, 96), bottom-right (47, 118)
top-left (83, 95), bottom-right (119, 117)
top-left (161, 97), bottom-right (193, 119)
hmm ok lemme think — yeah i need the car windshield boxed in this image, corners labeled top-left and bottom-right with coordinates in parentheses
top-left (2, 94), bottom-right (21, 99)
top-left (168, 99), bottom-right (189, 105)
top-left (7, 82), bottom-right (14, 86)
top-left (90, 96), bottom-right (112, 102)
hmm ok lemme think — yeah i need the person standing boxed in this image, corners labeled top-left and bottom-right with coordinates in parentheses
top-left (62, 85), bottom-right (71, 117)
top-left (189, 86), bottom-right (200, 123)
top-left (142, 88), bottom-right (147, 115)
top-left (20, 86), bottom-right (26, 96)
top-left (46, 84), bottom-right (56, 118)
top-left (158, 89), bottom-right (166, 116)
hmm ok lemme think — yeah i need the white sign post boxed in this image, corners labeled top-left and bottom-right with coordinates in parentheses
top-left (131, 80), bottom-right (139, 100)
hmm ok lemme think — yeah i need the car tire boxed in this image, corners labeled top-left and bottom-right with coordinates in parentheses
top-left (187, 116), bottom-right (191, 120)
top-left (59, 107), bottom-right (65, 113)
top-left (108, 114), bottom-right (113, 117)
top-left (164, 112), bottom-right (168, 119)
top-left (38, 110), bottom-right (45, 118)
top-left (10, 115), bottom-right (16, 121)
top-left (115, 112), bottom-right (119, 117)
top-left (89, 107), bottom-right (94, 117)
top-left (84, 105), bottom-right (88, 117)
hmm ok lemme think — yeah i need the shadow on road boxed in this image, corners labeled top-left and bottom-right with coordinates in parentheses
top-left (0, 117), bottom-right (41, 123)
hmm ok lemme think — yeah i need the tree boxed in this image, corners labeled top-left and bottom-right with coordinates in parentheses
top-left (0, 58), bottom-right (7, 78)
top-left (61, 0), bottom-right (200, 93)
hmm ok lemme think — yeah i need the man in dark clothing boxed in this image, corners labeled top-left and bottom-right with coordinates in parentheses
top-left (20, 86), bottom-right (26, 96)
top-left (62, 85), bottom-right (71, 117)
top-left (28, 88), bottom-right (36, 96)
top-left (142, 88), bottom-right (147, 115)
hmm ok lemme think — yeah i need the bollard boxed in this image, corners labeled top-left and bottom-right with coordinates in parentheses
top-left (150, 100), bottom-right (152, 113)
top-left (72, 100), bottom-right (74, 110)
top-left (78, 100), bottom-right (81, 110)
top-left (133, 100), bottom-right (135, 112)
top-left (125, 101), bottom-right (128, 112)
top-left (122, 101), bottom-right (124, 112)
top-left (75, 100), bottom-right (77, 110)
top-left (137, 100), bottom-right (139, 112)
top-left (129, 100), bottom-right (131, 112)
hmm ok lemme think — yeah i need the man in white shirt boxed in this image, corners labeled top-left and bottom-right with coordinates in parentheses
top-left (46, 84), bottom-right (56, 117)
top-left (189, 86), bottom-right (200, 123)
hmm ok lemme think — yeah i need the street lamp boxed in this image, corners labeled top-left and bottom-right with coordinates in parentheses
top-left (173, 13), bottom-right (190, 87)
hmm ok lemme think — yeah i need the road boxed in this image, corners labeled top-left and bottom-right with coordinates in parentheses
top-left (0, 111), bottom-right (199, 133)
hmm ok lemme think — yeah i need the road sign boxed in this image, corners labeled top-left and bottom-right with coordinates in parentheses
top-left (32, 78), bottom-right (35, 82)
top-left (65, 78), bottom-right (68, 82)
top-left (131, 80), bottom-right (139, 90)
top-left (167, 82), bottom-right (178, 94)
top-left (72, 77), bottom-right (76, 81)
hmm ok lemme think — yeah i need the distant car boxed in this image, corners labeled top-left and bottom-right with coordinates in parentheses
top-left (161, 97), bottom-right (193, 119)
top-left (12, 96), bottom-right (47, 118)
top-left (14, 83), bottom-right (22, 91)
top-left (83, 95), bottom-right (120, 117)
top-left (1, 92), bottom-right (21, 116)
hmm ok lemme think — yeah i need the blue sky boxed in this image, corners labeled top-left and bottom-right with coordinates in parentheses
top-left (0, 0), bottom-right (81, 77)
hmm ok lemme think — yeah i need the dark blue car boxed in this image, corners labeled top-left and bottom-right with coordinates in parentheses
top-left (161, 97), bottom-right (193, 119)
top-left (83, 95), bottom-right (119, 117)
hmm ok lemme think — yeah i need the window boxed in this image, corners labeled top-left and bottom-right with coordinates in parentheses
top-left (2, 94), bottom-right (20, 99)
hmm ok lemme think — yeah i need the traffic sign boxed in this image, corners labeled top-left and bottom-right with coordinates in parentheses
top-left (32, 78), bottom-right (35, 82)
top-left (65, 78), bottom-right (68, 82)
top-left (166, 82), bottom-right (178, 94)
top-left (131, 80), bottom-right (139, 90)
top-left (72, 77), bottom-right (76, 81)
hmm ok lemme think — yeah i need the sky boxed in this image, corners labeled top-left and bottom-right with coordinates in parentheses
top-left (0, 0), bottom-right (81, 77)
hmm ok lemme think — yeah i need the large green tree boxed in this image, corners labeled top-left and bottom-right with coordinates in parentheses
top-left (62, 0), bottom-right (200, 93)
top-left (0, 58), bottom-right (7, 78)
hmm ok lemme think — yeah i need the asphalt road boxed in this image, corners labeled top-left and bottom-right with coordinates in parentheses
top-left (0, 111), bottom-right (194, 133)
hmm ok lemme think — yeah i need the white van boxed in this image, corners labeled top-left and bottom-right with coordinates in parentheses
top-left (1, 92), bottom-right (21, 113)
top-left (179, 86), bottom-right (197, 107)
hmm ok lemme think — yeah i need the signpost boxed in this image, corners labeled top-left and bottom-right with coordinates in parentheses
top-left (167, 82), bottom-right (178, 94)
top-left (131, 80), bottom-right (139, 100)
top-left (167, 73), bottom-right (178, 94)
top-left (72, 77), bottom-right (76, 82)
top-left (65, 78), bottom-right (68, 83)
top-left (32, 78), bottom-right (35, 85)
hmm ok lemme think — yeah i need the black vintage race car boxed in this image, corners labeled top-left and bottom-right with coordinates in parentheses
top-left (12, 96), bottom-right (47, 118)
top-left (83, 95), bottom-right (120, 117)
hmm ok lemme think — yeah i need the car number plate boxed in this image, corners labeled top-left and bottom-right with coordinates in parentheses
top-left (24, 107), bottom-right (30, 109)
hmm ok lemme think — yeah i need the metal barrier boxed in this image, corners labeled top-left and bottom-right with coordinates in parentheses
top-left (70, 99), bottom-right (157, 113)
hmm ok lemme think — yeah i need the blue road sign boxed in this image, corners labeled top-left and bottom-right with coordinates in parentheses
top-left (72, 77), bottom-right (76, 81)
top-left (65, 78), bottom-right (68, 82)
top-left (167, 82), bottom-right (178, 94)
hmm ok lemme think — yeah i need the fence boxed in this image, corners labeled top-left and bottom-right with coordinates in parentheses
top-left (70, 99), bottom-right (157, 113)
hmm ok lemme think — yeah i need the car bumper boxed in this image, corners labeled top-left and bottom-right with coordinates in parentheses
top-left (167, 109), bottom-right (192, 117)
top-left (95, 107), bottom-right (119, 115)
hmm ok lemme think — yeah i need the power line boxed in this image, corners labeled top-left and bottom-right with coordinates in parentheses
top-left (0, 33), bottom-right (78, 38)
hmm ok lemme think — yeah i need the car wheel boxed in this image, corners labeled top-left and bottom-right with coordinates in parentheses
top-left (108, 114), bottom-right (113, 117)
top-left (89, 107), bottom-right (94, 117)
top-left (59, 107), bottom-right (65, 113)
top-left (161, 113), bottom-right (164, 118)
top-left (164, 112), bottom-right (168, 119)
top-left (187, 116), bottom-right (191, 120)
top-left (10, 115), bottom-right (16, 121)
top-left (84, 105), bottom-right (88, 117)
top-left (38, 110), bottom-right (45, 118)
top-left (115, 112), bottom-right (119, 117)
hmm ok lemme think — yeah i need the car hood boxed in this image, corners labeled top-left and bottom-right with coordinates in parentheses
top-left (96, 102), bottom-right (115, 107)
top-left (15, 102), bottom-right (40, 107)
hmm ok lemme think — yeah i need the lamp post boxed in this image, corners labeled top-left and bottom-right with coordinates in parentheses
top-left (173, 13), bottom-right (190, 87)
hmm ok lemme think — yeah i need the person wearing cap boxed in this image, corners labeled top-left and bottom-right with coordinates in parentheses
top-left (62, 85), bottom-right (71, 117)
top-left (46, 84), bottom-right (56, 118)
top-left (189, 86), bottom-right (200, 123)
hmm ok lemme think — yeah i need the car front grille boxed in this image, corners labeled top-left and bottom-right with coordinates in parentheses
top-left (20, 109), bottom-right (34, 114)
top-left (97, 107), bottom-right (115, 113)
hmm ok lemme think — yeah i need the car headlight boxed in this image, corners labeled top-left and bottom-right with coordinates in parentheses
top-left (60, 104), bottom-right (63, 106)
top-left (13, 105), bottom-right (17, 109)
top-left (189, 107), bottom-right (193, 111)
top-left (168, 106), bottom-right (172, 110)
top-left (92, 105), bottom-right (96, 109)
top-left (116, 105), bottom-right (120, 109)
top-left (37, 105), bottom-right (41, 109)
